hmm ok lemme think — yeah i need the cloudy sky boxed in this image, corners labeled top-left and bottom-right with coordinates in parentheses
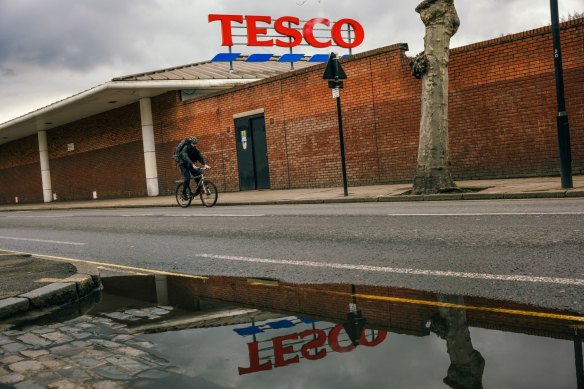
top-left (0, 0), bottom-right (581, 124)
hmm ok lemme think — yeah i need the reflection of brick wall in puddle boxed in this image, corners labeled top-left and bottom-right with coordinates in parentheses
top-left (463, 296), bottom-right (578, 341)
top-left (167, 276), bottom-right (442, 336)
top-left (102, 275), bottom-right (158, 303)
top-left (165, 275), bottom-right (578, 340)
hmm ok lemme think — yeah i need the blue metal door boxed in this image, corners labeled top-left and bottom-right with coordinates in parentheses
top-left (235, 115), bottom-right (270, 190)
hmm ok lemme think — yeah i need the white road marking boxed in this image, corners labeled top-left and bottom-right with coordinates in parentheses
top-left (2, 213), bottom-right (263, 218)
top-left (0, 236), bottom-right (85, 246)
top-left (172, 214), bottom-right (264, 217)
top-left (97, 212), bottom-right (584, 218)
top-left (5, 215), bottom-right (68, 218)
top-left (198, 254), bottom-right (584, 286)
top-left (118, 214), bottom-right (264, 217)
top-left (2, 211), bottom-right (581, 218)
top-left (386, 212), bottom-right (584, 216)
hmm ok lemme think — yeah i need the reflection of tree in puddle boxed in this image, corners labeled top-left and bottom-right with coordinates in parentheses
top-left (430, 295), bottom-right (485, 389)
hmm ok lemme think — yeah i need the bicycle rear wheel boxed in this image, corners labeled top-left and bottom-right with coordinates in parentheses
top-left (175, 183), bottom-right (192, 208)
top-left (199, 180), bottom-right (218, 207)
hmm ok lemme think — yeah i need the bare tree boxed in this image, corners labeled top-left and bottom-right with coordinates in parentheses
top-left (411, 0), bottom-right (460, 194)
top-left (561, 10), bottom-right (583, 22)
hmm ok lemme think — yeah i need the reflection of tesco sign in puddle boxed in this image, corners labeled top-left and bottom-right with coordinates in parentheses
top-left (237, 323), bottom-right (387, 375)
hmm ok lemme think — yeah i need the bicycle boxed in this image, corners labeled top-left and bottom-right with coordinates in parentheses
top-left (175, 167), bottom-right (218, 208)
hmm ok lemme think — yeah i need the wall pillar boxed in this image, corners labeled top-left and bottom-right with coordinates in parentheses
top-left (139, 98), bottom-right (159, 196)
top-left (37, 130), bottom-right (53, 203)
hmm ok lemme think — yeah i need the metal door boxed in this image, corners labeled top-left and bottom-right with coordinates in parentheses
top-left (235, 115), bottom-right (270, 190)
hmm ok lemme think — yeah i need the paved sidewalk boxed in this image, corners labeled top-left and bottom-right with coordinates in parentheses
top-left (0, 252), bottom-right (101, 320)
top-left (0, 176), bottom-right (583, 211)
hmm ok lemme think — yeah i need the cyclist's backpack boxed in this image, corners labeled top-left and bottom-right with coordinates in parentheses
top-left (172, 139), bottom-right (188, 163)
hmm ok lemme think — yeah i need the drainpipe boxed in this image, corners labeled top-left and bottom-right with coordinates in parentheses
top-left (37, 130), bottom-right (53, 203)
top-left (139, 98), bottom-right (159, 196)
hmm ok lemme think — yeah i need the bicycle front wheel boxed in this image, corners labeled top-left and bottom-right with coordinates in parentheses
top-left (175, 182), bottom-right (192, 208)
top-left (199, 180), bottom-right (218, 207)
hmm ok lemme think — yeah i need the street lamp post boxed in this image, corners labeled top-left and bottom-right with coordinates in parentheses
top-left (550, 0), bottom-right (573, 189)
top-left (323, 53), bottom-right (349, 196)
top-left (335, 85), bottom-right (349, 197)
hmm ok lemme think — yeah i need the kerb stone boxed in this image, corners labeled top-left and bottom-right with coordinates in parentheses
top-left (19, 283), bottom-right (78, 309)
top-left (63, 274), bottom-right (99, 297)
top-left (0, 298), bottom-right (29, 319)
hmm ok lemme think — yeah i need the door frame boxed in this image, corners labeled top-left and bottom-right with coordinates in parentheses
top-left (233, 111), bottom-right (271, 191)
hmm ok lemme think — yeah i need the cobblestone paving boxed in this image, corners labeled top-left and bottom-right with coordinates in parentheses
top-left (0, 306), bottom-right (177, 388)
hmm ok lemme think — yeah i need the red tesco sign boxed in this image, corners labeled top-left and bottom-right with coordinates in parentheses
top-left (208, 14), bottom-right (365, 49)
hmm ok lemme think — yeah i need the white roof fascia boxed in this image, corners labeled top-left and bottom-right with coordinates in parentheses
top-left (0, 78), bottom-right (260, 133)
top-left (110, 79), bottom-right (259, 91)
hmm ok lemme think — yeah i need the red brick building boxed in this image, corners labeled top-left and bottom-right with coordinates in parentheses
top-left (0, 18), bottom-right (582, 204)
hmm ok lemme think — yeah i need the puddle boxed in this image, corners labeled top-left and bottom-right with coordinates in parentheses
top-left (0, 274), bottom-right (583, 388)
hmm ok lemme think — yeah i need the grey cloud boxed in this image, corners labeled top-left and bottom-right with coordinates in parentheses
top-left (0, 0), bottom-right (164, 71)
top-left (1, 0), bottom-right (580, 72)
top-left (0, 67), bottom-right (15, 77)
top-left (0, 0), bottom-right (581, 123)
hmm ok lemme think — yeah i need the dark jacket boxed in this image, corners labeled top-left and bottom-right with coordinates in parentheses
top-left (179, 143), bottom-right (206, 167)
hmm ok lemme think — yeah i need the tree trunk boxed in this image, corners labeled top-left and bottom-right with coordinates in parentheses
top-left (412, 0), bottom-right (460, 194)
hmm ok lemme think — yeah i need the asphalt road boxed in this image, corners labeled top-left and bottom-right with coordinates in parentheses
top-left (0, 199), bottom-right (583, 312)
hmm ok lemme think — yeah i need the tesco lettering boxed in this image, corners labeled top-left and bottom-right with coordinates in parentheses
top-left (238, 325), bottom-right (387, 375)
top-left (208, 14), bottom-right (365, 49)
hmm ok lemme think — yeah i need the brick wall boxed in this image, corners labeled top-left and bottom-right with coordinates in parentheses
top-left (448, 22), bottom-right (584, 179)
top-left (151, 18), bottom-right (583, 194)
top-left (0, 19), bottom-right (582, 203)
top-left (0, 103), bottom-right (145, 203)
top-left (47, 103), bottom-right (145, 201)
top-left (0, 135), bottom-right (43, 203)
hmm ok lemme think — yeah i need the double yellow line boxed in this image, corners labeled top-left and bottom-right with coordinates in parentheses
top-left (351, 292), bottom-right (584, 324)
top-left (28, 252), bottom-right (208, 280)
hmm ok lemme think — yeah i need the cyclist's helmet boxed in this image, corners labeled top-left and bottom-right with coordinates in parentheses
top-left (188, 136), bottom-right (198, 144)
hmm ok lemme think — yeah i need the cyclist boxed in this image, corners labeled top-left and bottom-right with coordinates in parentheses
top-left (178, 136), bottom-right (210, 199)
